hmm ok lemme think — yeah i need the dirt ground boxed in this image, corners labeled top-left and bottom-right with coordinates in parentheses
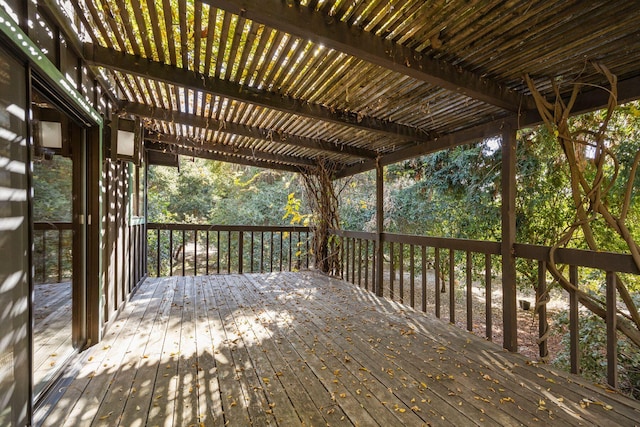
top-left (362, 269), bottom-right (565, 362)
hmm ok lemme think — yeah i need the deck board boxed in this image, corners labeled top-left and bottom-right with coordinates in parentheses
top-left (40, 272), bottom-right (640, 426)
top-left (33, 282), bottom-right (74, 394)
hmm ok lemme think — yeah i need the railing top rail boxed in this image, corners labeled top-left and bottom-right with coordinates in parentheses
top-left (382, 233), bottom-right (501, 254)
top-left (147, 223), bottom-right (311, 233)
top-left (330, 229), bottom-right (377, 240)
top-left (514, 243), bottom-right (640, 274)
top-left (329, 229), bottom-right (501, 255)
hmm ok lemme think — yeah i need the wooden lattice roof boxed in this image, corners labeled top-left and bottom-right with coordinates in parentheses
top-left (55, 0), bottom-right (640, 176)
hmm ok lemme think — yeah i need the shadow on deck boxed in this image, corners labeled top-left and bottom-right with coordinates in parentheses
top-left (37, 272), bottom-right (640, 426)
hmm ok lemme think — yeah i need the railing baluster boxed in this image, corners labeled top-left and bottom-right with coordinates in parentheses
top-left (57, 229), bottom-right (62, 283)
top-left (485, 254), bottom-right (492, 341)
top-left (421, 246), bottom-right (426, 312)
top-left (389, 242), bottom-right (394, 300)
top-left (449, 249), bottom-right (455, 324)
top-left (216, 230), bottom-right (220, 274)
top-left (270, 232), bottom-right (274, 273)
top-left (351, 237), bottom-right (356, 284)
top-left (260, 232), bottom-right (264, 273)
top-left (466, 251), bottom-right (472, 332)
top-left (296, 231), bottom-right (302, 270)
top-left (250, 232), bottom-right (255, 273)
top-left (227, 231), bottom-right (231, 274)
top-left (569, 265), bottom-right (580, 374)
top-left (279, 232), bottom-right (284, 272)
top-left (169, 230), bottom-right (173, 276)
top-left (42, 231), bottom-right (47, 282)
top-left (238, 231), bottom-right (244, 274)
top-left (156, 229), bottom-right (160, 277)
top-left (537, 260), bottom-right (548, 359)
top-left (288, 231), bottom-right (292, 271)
top-left (337, 236), bottom-right (345, 279)
top-left (606, 271), bottom-right (617, 388)
top-left (364, 239), bottom-right (369, 290)
top-left (372, 240), bottom-right (377, 293)
top-left (182, 229), bottom-right (186, 276)
top-left (343, 238), bottom-right (348, 281)
top-left (410, 244), bottom-right (415, 309)
top-left (435, 247), bottom-right (441, 319)
top-left (357, 238), bottom-right (362, 287)
top-left (206, 231), bottom-right (210, 275)
top-left (305, 232), bottom-right (309, 269)
top-left (194, 230), bottom-right (198, 276)
top-left (399, 243), bottom-right (404, 303)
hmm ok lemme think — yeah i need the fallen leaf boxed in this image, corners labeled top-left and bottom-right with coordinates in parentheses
top-left (99, 411), bottom-right (113, 420)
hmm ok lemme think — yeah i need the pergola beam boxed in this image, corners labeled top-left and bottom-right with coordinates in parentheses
top-left (203, 0), bottom-right (530, 112)
top-left (144, 132), bottom-right (318, 168)
top-left (121, 101), bottom-right (377, 159)
top-left (335, 118), bottom-right (511, 178)
top-left (84, 43), bottom-right (435, 142)
top-left (145, 141), bottom-right (309, 174)
top-left (335, 74), bottom-right (640, 179)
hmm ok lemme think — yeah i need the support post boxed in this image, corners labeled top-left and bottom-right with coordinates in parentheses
top-left (501, 127), bottom-right (518, 351)
top-left (606, 272), bottom-right (618, 388)
top-left (375, 160), bottom-right (384, 297)
top-left (87, 125), bottom-right (104, 344)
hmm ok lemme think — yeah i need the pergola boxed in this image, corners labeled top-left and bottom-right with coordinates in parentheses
top-left (66, 0), bottom-right (640, 175)
top-left (3, 1), bottom-right (640, 425)
top-left (60, 0), bottom-right (640, 347)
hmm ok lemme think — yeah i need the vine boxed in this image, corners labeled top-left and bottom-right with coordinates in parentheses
top-left (525, 64), bottom-right (640, 348)
top-left (300, 159), bottom-right (341, 275)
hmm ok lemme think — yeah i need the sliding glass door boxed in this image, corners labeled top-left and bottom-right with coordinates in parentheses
top-left (31, 87), bottom-right (88, 402)
top-left (0, 46), bottom-right (30, 427)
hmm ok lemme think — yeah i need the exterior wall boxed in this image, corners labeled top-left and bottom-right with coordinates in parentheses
top-left (0, 3), bottom-right (146, 423)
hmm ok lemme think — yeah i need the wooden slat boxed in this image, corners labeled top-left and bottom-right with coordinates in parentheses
top-left (178, 0), bottom-right (189, 68)
top-left (83, 43), bottom-right (434, 142)
top-left (212, 9), bottom-right (231, 78)
top-left (120, 103), bottom-right (376, 159)
top-left (203, 0), bottom-right (528, 111)
top-left (202, 6), bottom-right (218, 76)
top-left (145, 135), bottom-right (317, 167)
top-left (113, 0), bottom-right (141, 55)
top-left (146, 143), bottom-right (306, 174)
top-left (161, 0), bottom-right (177, 65)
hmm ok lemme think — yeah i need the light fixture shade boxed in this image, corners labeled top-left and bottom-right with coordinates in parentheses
top-left (39, 121), bottom-right (62, 148)
top-left (117, 129), bottom-right (136, 157)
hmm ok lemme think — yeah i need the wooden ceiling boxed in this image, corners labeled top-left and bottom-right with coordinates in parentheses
top-left (59, 0), bottom-right (640, 176)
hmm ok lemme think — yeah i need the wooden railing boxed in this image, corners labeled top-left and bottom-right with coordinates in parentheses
top-left (330, 229), bottom-right (640, 389)
top-left (128, 218), bottom-right (146, 292)
top-left (146, 223), bottom-right (312, 277)
top-left (34, 221), bottom-right (147, 290)
top-left (34, 222), bottom-right (73, 284)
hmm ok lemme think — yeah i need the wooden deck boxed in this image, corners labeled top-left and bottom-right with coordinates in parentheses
top-left (34, 282), bottom-right (73, 398)
top-left (38, 272), bottom-right (639, 426)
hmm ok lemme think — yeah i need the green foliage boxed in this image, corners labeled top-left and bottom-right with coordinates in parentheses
top-left (553, 305), bottom-right (640, 399)
top-left (147, 158), bottom-right (309, 225)
top-left (33, 155), bottom-right (72, 221)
